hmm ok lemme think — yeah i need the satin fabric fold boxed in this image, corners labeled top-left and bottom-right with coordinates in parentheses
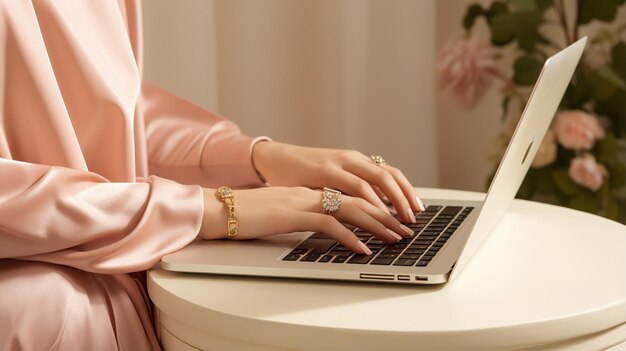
top-left (0, 0), bottom-right (265, 349)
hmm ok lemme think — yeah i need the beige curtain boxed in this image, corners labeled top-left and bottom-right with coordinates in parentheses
top-left (143, 0), bottom-right (438, 187)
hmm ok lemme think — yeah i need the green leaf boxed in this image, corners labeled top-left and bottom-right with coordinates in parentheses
top-left (553, 169), bottom-right (583, 195)
top-left (586, 66), bottom-right (625, 101)
top-left (532, 167), bottom-right (557, 193)
top-left (568, 192), bottom-right (599, 213)
top-left (510, 0), bottom-right (537, 11)
top-left (594, 89), bottom-right (626, 138)
top-left (609, 161), bottom-right (626, 189)
top-left (536, 0), bottom-right (554, 11)
top-left (605, 199), bottom-right (620, 220)
top-left (515, 12), bottom-right (543, 52)
top-left (463, 4), bottom-right (486, 30)
top-left (490, 13), bottom-right (516, 46)
top-left (488, 1), bottom-right (508, 17)
top-left (578, 0), bottom-right (619, 25)
top-left (595, 132), bottom-right (618, 163)
top-left (612, 42), bottom-right (626, 79)
top-left (513, 55), bottom-right (544, 86)
top-left (598, 65), bottom-right (626, 89)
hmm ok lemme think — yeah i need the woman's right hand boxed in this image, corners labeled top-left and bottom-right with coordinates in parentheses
top-left (198, 187), bottom-right (415, 255)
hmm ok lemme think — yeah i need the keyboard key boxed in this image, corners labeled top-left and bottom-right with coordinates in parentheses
top-left (425, 205), bottom-right (442, 212)
top-left (414, 240), bottom-right (434, 246)
top-left (328, 250), bottom-right (351, 257)
top-left (347, 254), bottom-right (375, 264)
top-left (343, 223), bottom-right (357, 231)
top-left (301, 253), bottom-right (322, 262)
top-left (415, 260), bottom-right (429, 267)
top-left (441, 206), bottom-right (463, 215)
top-left (319, 255), bottom-right (333, 263)
top-left (377, 253), bottom-right (400, 259)
top-left (393, 259), bottom-right (417, 266)
top-left (296, 238), bottom-right (337, 254)
top-left (368, 239), bottom-right (386, 245)
top-left (381, 247), bottom-right (405, 254)
top-left (332, 256), bottom-right (350, 263)
top-left (371, 258), bottom-right (395, 265)
top-left (387, 243), bottom-right (409, 249)
top-left (282, 254), bottom-right (301, 261)
top-left (399, 253), bottom-right (421, 260)
top-left (289, 248), bottom-right (309, 255)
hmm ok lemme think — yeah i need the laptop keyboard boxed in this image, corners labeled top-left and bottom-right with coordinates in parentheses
top-left (282, 205), bottom-right (474, 267)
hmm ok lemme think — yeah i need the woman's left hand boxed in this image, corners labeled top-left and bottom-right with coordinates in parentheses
top-left (252, 141), bottom-right (424, 223)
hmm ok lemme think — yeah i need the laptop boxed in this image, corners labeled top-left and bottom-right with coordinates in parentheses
top-left (161, 37), bottom-right (587, 285)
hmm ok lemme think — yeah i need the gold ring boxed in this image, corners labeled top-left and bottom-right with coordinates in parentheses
top-left (321, 187), bottom-right (342, 214)
top-left (370, 155), bottom-right (388, 166)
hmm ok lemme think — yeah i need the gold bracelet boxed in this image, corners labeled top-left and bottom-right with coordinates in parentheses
top-left (215, 186), bottom-right (238, 238)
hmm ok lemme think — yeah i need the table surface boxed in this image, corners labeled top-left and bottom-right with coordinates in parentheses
top-left (148, 188), bottom-right (626, 350)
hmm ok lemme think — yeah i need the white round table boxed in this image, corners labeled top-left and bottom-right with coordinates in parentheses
top-left (148, 188), bottom-right (626, 350)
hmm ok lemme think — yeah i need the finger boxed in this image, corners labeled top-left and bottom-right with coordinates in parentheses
top-left (299, 212), bottom-right (371, 255)
top-left (382, 165), bottom-right (424, 212)
top-left (353, 197), bottom-right (415, 238)
top-left (326, 168), bottom-right (389, 214)
top-left (372, 185), bottom-right (387, 202)
top-left (333, 197), bottom-right (403, 243)
top-left (343, 162), bottom-right (415, 223)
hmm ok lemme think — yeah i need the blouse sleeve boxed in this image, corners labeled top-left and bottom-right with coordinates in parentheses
top-left (141, 82), bottom-right (269, 189)
top-left (0, 158), bottom-right (203, 274)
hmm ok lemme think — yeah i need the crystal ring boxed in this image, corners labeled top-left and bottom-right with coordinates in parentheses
top-left (321, 187), bottom-right (342, 214)
top-left (370, 155), bottom-right (388, 166)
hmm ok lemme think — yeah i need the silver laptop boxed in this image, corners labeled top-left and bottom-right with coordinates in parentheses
top-left (161, 38), bottom-right (587, 285)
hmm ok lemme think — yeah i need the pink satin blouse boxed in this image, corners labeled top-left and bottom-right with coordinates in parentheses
top-left (0, 1), bottom-right (265, 349)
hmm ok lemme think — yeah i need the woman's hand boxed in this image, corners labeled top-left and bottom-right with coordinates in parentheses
top-left (252, 141), bottom-right (424, 223)
top-left (199, 187), bottom-right (415, 254)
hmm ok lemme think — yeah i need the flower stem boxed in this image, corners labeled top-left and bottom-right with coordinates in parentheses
top-left (555, 0), bottom-right (572, 45)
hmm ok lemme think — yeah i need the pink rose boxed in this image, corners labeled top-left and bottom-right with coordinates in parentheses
top-left (568, 154), bottom-right (607, 192)
top-left (553, 110), bottom-right (605, 150)
top-left (438, 37), bottom-right (503, 108)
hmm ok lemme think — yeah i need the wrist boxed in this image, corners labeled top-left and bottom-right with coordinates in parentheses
top-left (251, 140), bottom-right (277, 184)
top-left (199, 188), bottom-right (228, 240)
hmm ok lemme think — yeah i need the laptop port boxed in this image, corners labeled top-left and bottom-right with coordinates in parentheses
top-left (414, 276), bottom-right (428, 281)
top-left (359, 273), bottom-right (395, 281)
top-left (397, 275), bottom-right (410, 281)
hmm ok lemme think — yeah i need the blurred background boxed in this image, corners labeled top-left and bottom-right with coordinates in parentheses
top-left (142, 0), bottom-right (626, 195)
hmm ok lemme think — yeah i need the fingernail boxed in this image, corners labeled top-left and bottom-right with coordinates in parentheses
top-left (357, 241), bottom-right (372, 255)
top-left (416, 197), bottom-right (426, 212)
top-left (386, 229), bottom-right (402, 241)
top-left (399, 224), bottom-right (415, 236)
top-left (407, 208), bottom-right (416, 223)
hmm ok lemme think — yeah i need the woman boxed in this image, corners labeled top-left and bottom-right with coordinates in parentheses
top-left (0, 1), bottom-right (423, 349)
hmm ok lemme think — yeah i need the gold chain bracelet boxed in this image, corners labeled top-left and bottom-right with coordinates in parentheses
top-left (215, 186), bottom-right (238, 238)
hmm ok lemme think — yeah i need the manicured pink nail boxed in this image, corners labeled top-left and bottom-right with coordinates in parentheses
top-left (357, 241), bottom-right (372, 255)
top-left (386, 229), bottom-right (402, 241)
top-left (416, 197), bottom-right (426, 212)
top-left (400, 224), bottom-right (415, 236)
top-left (407, 208), bottom-right (417, 223)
